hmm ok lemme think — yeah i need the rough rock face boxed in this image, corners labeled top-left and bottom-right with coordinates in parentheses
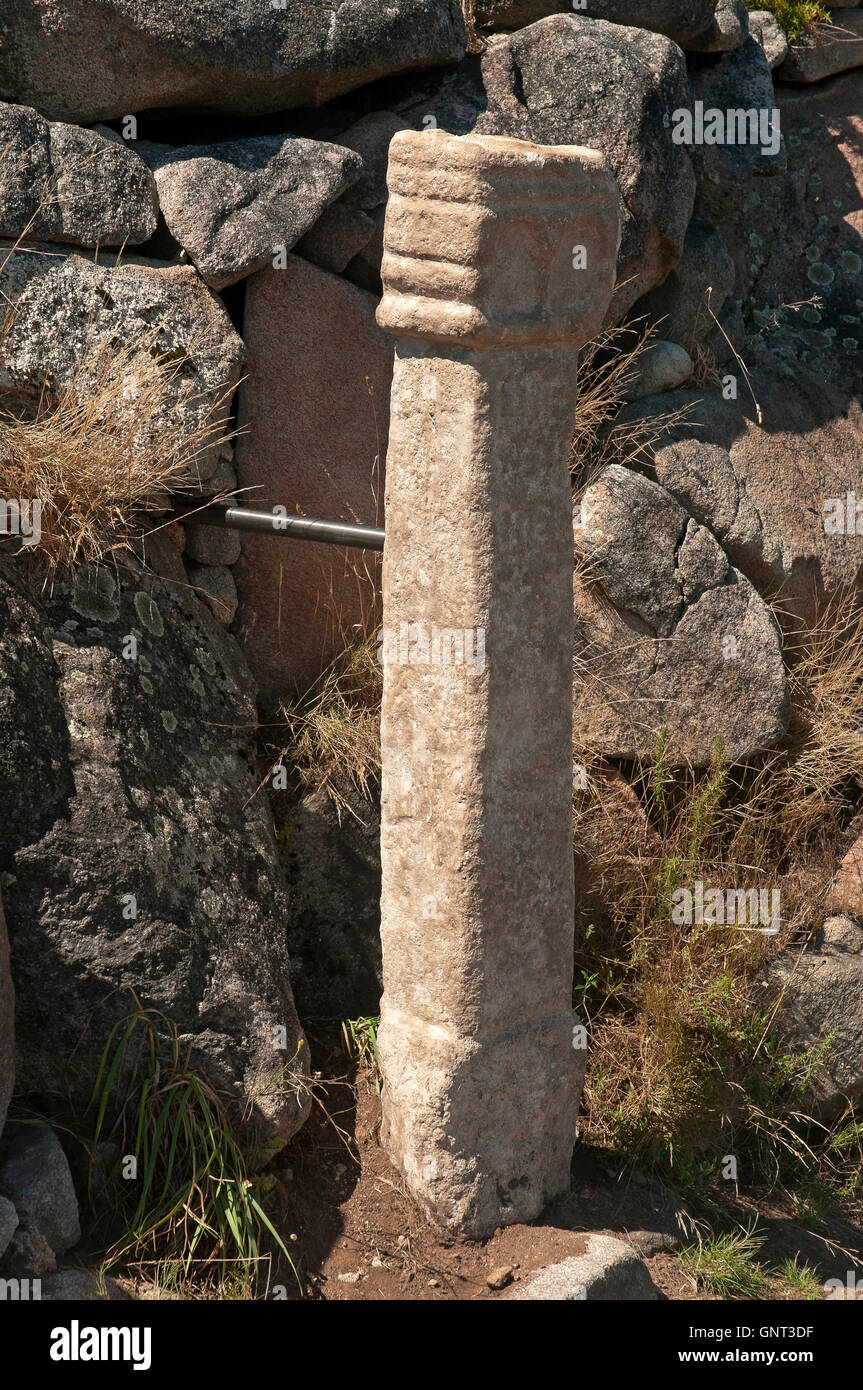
top-left (690, 38), bottom-right (786, 227)
top-left (234, 254), bottom-right (392, 694)
top-left (768, 917), bottom-right (863, 1116)
top-left (633, 218), bottom-right (734, 345)
top-left (0, 1195), bottom-right (16, 1261)
top-left (0, 555), bottom-right (309, 1148)
top-left (691, 69), bottom-right (863, 383)
top-left (0, 0), bottom-right (467, 123)
top-left (778, 11), bottom-right (863, 83)
top-left (0, 893), bottom-right (13, 1140)
top-left (504, 1234), bottom-right (661, 1300)
top-left (0, 102), bottom-right (157, 247)
top-left (573, 464), bottom-right (789, 763)
top-left (0, 1123), bottom-right (80, 1267)
top-left (748, 9), bottom-right (788, 69)
top-left (479, 0), bottom-right (715, 41)
top-left (282, 784), bottom-right (382, 1021)
top-left (138, 135), bottom-right (363, 290)
top-left (621, 368), bottom-right (863, 624)
top-left (475, 0), bottom-right (568, 27)
top-left (0, 245), bottom-right (244, 481)
top-left (684, 0), bottom-right (748, 53)
top-left (395, 15), bottom-right (695, 317)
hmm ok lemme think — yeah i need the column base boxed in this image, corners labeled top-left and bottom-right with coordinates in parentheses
top-left (378, 1005), bottom-right (585, 1238)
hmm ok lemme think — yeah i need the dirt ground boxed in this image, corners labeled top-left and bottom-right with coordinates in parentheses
top-left (271, 1035), bottom-right (863, 1302)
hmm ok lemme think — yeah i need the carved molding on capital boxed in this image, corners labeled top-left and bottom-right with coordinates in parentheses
top-left (376, 130), bottom-right (620, 351)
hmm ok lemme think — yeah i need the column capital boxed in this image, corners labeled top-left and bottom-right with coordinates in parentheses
top-left (376, 129), bottom-right (620, 351)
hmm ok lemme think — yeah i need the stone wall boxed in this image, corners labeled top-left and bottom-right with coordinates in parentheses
top-left (1, 0), bottom-right (863, 1272)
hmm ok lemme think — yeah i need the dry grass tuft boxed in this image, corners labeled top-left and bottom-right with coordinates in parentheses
top-left (0, 317), bottom-right (235, 579)
top-left (275, 635), bottom-right (383, 816)
top-left (570, 317), bottom-right (696, 489)
top-left (686, 335), bottom-right (723, 389)
top-left (574, 588), bottom-right (863, 1204)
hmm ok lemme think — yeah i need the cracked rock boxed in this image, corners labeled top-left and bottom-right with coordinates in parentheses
top-left (137, 135), bottom-right (363, 289)
top-left (0, 101), bottom-right (157, 247)
top-left (573, 464), bottom-right (789, 763)
top-left (620, 368), bottom-right (863, 625)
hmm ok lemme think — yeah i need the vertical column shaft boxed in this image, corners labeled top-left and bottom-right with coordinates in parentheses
top-left (375, 130), bottom-right (620, 1237)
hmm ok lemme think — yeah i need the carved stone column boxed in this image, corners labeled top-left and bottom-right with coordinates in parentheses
top-left (375, 130), bottom-right (619, 1237)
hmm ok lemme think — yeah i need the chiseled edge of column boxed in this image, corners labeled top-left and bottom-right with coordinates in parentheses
top-left (375, 130), bottom-right (620, 1237)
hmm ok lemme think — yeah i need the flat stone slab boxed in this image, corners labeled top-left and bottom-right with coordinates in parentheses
top-left (234, 254), bottom-right (391, 694)
top-left (138, 135), bottom-right (362, 289)
top-left (0, 101), bottom-right (157, 247)
top-left (504, 1234), bottom-right (662, 1299)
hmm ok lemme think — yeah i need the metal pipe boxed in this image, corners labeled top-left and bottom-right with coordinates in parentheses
top-left (172, 502), bottom-right (385, 552)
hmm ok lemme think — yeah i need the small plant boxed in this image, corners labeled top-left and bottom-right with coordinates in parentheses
top-left (746, 1), bottom-right (831, 41)
top-left (680, 1224), bottom-right (768, 1298)
top-left (88, 1004), bottom-right (299, 1298)
top-left (341, 1015), bottom-right (382, 1097)
top-left (775, 1257), bottom-right (823, 1299)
